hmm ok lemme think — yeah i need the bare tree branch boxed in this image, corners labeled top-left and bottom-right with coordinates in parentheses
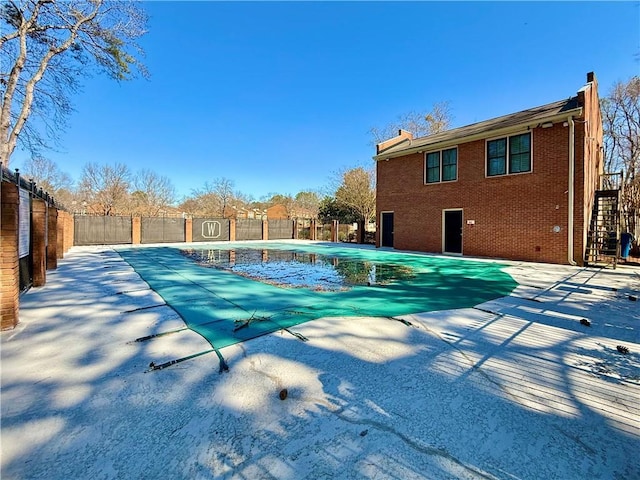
top-left (78, 162), bottom-right (131, 215)
top-left (21, 155), bottom-right (73, 193)
top-left (602, 76), bottom-right (640, 238)
top-left (0, 0), bottom-right (148, 165)
top-left (131, 169), bottom-right (176, 216)
top-left (182, 178), bottom-right (245, 218)
top-left (369, 101), bottom-right (453, 144)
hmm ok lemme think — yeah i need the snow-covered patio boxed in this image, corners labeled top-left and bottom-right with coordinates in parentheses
top-left (2, 244), bottom-right (639, 479)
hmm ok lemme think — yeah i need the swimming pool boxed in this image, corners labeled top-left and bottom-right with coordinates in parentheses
top-left (117, 242), bottom-right (518, 350)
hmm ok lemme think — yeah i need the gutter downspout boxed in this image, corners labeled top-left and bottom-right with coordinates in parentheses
top-left (568, 115), bottom-right (577, 266)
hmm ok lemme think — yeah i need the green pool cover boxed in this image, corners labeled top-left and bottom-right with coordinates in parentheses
top-left (117, 243), bottom-right (518, 349)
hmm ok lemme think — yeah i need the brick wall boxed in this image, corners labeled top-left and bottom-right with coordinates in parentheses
top-left (1, 178), bottom-right (70, 329)
top-left (1, 183), bottom-right (20, 329)
top-left (132, 217), bottom-right (141, 244)
top-left (31, 198), bottom-right (47, 287)
top-left (376, 121), bottom-right (590, 265)
top-left (47, 206), bottom-right (58, 270)
top-left (185, 217), bottom-right (193, 243)
top-left (57, 210), bottom-right (66, 258)
top-left (59, 210), bottom-right (74, 253)
top-left (266, 204), bottom-right (289, 220)
top-left (577, 73), bottom-right (604, 259)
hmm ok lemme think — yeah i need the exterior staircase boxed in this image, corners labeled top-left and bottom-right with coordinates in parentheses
top-left (584, 174), bottom-right (622, 268)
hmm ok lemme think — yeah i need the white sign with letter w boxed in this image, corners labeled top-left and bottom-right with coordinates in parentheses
top-left (202, 221), bottom-right (221, 239)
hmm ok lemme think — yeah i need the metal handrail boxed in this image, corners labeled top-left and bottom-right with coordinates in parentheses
top-left (599, 171), bottom-right (623, 191)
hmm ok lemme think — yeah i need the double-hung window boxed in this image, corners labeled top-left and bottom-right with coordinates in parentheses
top-left (486, 132), bottom-right (531, 176)
top-left (425, 147), bottom-right (457, 184)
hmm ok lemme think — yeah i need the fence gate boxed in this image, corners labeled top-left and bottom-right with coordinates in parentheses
top-left (74, 215), bottom-right (132, 245)
top-left (268, 219), bottom-right (293, 240)
top-left (236, 219), bottom-right (263, 241)
top-left (192, 218), bottom-right (230, 242)
top-left (141, 217), bottom-right (185, 244)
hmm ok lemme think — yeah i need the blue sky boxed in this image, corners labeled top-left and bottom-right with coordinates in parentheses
top-left (14, 1), bottom-right (640, 202)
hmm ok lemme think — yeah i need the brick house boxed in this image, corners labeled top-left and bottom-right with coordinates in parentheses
top-left (266, 204), bottom-right (290, 220)
top-left (374, 72), bottom-right (604, 266)
top-left (267, 203), bottom-right (316, 220)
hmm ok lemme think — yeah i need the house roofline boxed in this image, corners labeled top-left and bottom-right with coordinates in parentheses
top-left (373, 107), bottom-right (583, 161)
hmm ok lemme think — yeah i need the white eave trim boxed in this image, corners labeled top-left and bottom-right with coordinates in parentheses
top-left (373, 107), bottom-right (583, 161)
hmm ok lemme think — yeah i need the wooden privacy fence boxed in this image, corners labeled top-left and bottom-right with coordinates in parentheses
top-left (141, 217), bottom-right (185, 244)
top-left (236, 219), bottom-right (263, 241)
top-left (269, 219), bottom-right (294, 240)
top-left (72, 216), bottom-right (345, 246)
top-left (75, 215), bottom-right (132, 245)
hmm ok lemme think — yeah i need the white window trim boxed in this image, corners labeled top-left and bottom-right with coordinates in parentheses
top-left (485, 131), bottom-right (534, 178)
top-left (424, 146), bottom-right (459, 185)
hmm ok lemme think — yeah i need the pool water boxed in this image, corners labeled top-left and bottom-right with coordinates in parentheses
top-left (118, 243), bottom-right (518, 350)
top-left (182, 248), bottom-right (416, 291)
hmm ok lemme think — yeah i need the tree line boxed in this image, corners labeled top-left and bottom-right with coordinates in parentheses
top-left (17, 155), bottom-right (378, 227)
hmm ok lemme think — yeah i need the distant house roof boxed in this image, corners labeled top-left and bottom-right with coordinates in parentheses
top-left (374, 96), bottom-right (582, 161)
top-left (267, 204), bottom-right (289, 220)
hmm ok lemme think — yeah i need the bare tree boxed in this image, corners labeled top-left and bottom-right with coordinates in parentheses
top-left (0, 0), bottom-right (148, 165)
top-left (20, 155), bottom-right (72, 194)
top-left (78, 162), bottom-right (130, 215)
top-left (20, 155), bottom-right (75, 208)
top-left (51, 187), bottom-right (78, 211)
top-left (182, 185), bottom-right (219, 217)
top-left (131, 169), bottom-right (176, 216)
top-left (334, 166), bottom-right (376, 243)
top-left (185, 177), bottom-right (241, 218)
top-left (177, 197), bottom-right (206, 218)
top-left (292, 191), bottom-right (320, 219)
top-left (212, 177), bottom-right (235, 218)
top-left (369, 101), bottom-right (453, 143)
top-left (602, 76), bottom-right (640, 238)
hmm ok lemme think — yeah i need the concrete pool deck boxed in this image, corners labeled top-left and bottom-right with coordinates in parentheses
top-left (1, 243), bottom-right (639, 479)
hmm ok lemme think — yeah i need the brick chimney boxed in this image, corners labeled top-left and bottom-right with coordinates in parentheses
top-left (376, 129), bottom-right (413, 156)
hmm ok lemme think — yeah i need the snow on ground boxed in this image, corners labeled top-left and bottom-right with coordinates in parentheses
top-left (1, 244), bottom-right (639, 479)
top-left (229, 260), bottom-right (348, 291)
